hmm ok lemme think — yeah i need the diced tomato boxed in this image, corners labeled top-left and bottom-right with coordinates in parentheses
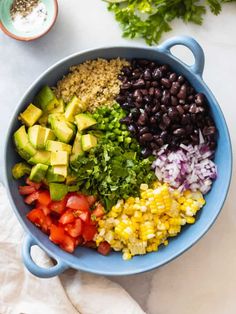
top-left (49, 224), bottom-right (65, 244)
top-left (36, 202), bottom-right (50, 216)
top-left (97, 241), bottom-right (111, 256)
top-left (19, 185), bottom-right (36, 195)
top-left (59, 235), bottom-right (76, 253)
top-left (66, 194), bottom-right (89, 211)
top-left (84, 241), bottom-right (97, 248)
top-left (82, 224), bottom-right (97, 242)
top-left (59, 210), bottom-right (75, 225)
top-left (92, 203), bottom-right (105, 218)
top-left (24, 191), bottom-right (39, 204)
top-left (86, 195), bottom-right (97, 207)
top-left (27, 208), bottom-right (52, 233)
top-left (26, 178), bottom-right (42, 190)
top-left (49, 198), bottom-right (66, 214)
top-left (65, 218), bottom-right (83, 238)
top-left (79, 211), bottom-right (90, 224)
top-left (37, 190), bottom-right (51, 206)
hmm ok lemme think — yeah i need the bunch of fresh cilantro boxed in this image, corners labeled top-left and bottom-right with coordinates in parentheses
top-left (71, 139), bottom-right (155, 211)
top-left (106, 0), bottom-right (235, 45)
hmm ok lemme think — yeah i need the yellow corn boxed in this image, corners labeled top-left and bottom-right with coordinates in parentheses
top-left (96, 182), bottom-right (205, 260)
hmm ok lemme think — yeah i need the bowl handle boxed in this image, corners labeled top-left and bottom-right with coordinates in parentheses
top-left (22, 235), bottom-right (68, 278)
top-left (158, 36), bottom-right (205, 77)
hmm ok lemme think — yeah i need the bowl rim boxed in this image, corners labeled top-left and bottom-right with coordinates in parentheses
top-left (3, 45), bottom-right (233, 276)
top-left (0, 0), bottom-right (58, 41)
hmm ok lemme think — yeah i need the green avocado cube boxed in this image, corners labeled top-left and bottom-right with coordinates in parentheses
top-left (12, 162), bottom-right (31, 179)
top-left (49, 183), bottom-right (68, 201)
top-left (51, 151), bottom-right (68, 166)
top-left (49, 98), bottom-right (65, 113)
top-left (81, 134), bottom-right (97, 151)
top-left (53, 165), bottom-right (68, 177)
top-left (46, 166), bottom-right (65, 183)
top-left (34, 86), bottom-right (59, 112)
top-left (70, 132), bottom-right (84, 164)
top-left (14, 126), bottom-right (37, 161)
top-left (28, 151), bottom-right (51, 165)
top-left (29, 163), bottom-right (48, 182)
top-left (19, 104), bottom-right (43, 127)
top-left (64, 96), bottom-right (85, 122)
top-left (75, 113), bottom-right (96, 132)
top-left (45, 140), bottom-right (72, 154)
top-left (49, 114), bottom-right (74, 143)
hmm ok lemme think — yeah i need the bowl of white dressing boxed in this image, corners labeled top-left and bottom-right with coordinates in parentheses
top-left (0, 0), bottom-right (58, 41)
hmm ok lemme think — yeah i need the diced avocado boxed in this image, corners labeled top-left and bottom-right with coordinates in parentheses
top-left (45, 140), bottom-right (72, 154)
top-left (70, 132), bottom-right (84, 164)
top-left (64, 96), bottom-right (85, 122)
top-left (28, 151), bottom-right (51, 165)
top-left (19, 104), bottom-right (43, 127)
top-left (51, 151), bottom-right (68, 166)
top-left (28, 125), bottom-right (55, 149)
top-left (29, 163), bottom-right (48, 183)
top-left (49, 114), bottom-right (74, 143)
top-left (49, 183), bottom-right (68, 201)
top-left (34, 86), bottom-right (59, 112)
top-left (14, 126), bottom-right (37, 160)
top-left (28, 125), bottom-right (46, 149)
top-left (50, 98), bottom-right (65, 113)
top-left (53, 165), bottom-right (68, 177)
top-left (46, 166), bottom-right (65, 183)
top-left (12, 162), bottom-right (31, 179)
top-left (75, 113), bottom-right (97, 132)
top-left (66, 174), bottom-right (77, 185)
top-left (81, 134), bottom-right (97, 151)
top-left (38, 112), bottom-right (49, 126)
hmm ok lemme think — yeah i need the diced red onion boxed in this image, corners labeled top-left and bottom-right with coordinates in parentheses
top-left (152, 144), bottom-right (217, 194)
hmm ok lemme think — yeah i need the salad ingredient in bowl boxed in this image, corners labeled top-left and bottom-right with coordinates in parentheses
top-left (12, 57), bottom-right (218, 261)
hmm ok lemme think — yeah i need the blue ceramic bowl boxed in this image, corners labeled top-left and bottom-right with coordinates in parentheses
top-left (4, 36), bottom-right (232, 278)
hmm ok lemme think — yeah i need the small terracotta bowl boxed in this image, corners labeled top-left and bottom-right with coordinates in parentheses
top-left (0, 0), bottom-right (58, 41)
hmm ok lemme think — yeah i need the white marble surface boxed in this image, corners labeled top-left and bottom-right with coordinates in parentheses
top-left (1, 1), bottom-right (236, 313)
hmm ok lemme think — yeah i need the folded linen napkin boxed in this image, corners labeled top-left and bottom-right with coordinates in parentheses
top-left (0, 184), bottom-right (145, 314)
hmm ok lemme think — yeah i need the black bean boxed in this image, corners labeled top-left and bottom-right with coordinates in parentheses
top-left (190, 134), bottom-right (199, 143)
top-left (121, 102), bottom-right (133, 110)
top-left (189, 103), bottom-right (197, 113)
top-left (195, 93), bottom-right (205, 105)
top-left (143, 95), bottom-right (152, 104)
top-left (151, 104), bottom-right (160, 113)
top-left (161, 65), bottom-right (169, 73)
top-left (116, 95), bottom-right (125, 104)
top-left (149, 87), bottom-right (155, 96)
top-left (161, 90), bottom-right (170, 105)
top-left (132, 69), bottom-right (141, 79)
top-left (160, 131), bottom-right (168, 140)
top-left (140, 133), bottom-right (153, 142)
top-left (203, 126), bottom-right (216, 136)
top-left (154, 136), bottom-right (164, 146)
top-left (132, 79), bottom-right (145, 88)
top-left (137, 113), bottom-right (148, 125)
top-left (133, 89), bottom-right (142, 98)
top-left (188, 95), bottom-right (194, 102)
top-left (128, 124), bottom-right (137, 134)
top-left (183, 104), bottom-right (190, 111)
top-left (120, 82), bottom-right (131, 90)
top-left (178, 75), bottom-right (185, 84)
top-left (154, 112), bottom-right (162, 122)
top-left (139, 126), bottom-right (149, 135)
top-left (136, 96), bottom-right (143, 103)
top-left (141, 147), bottom-right (152, 157)
top-left (177, 84), bottom-right (187, 99)
top-left (154, 88), bottom-right (162, 99)
top-left (140, 89), bottom-right (148, 96)
top-left (144, 104), bottom-right (152, 114)
top-left (150, 142), bottom-right (159, 151)
top-left (161, 78), bottom-right (171, 88)
top-left (160, 105), bottom-right (168, 113)
top-left (150, 116), bottom-right (157, 125)
top-left (152, 68), bottom-right (162, 79)
top-left (159, 122), bottom-right (167, 131)
top-left (130, 108), bottom-right (140, 119)
top-left (176, 105), bottom-right (184, 115)
top-left (120, 116), bottom-right (131, 125)
top-left (169, 73), bottom-right (177, 82)
top-left (181, 114), bottom-right (190, 125)
top-left (122, 66), bottom-right (132, 76)
top-left (171, 124), bottom-right (181, 130)
top-left (162, 113), bottom-right (171, 127)
top-left (144, 69), bottom-right (152, 80)
top-left (168, 107), bottom-right (179, 120)
top-left (170, 82), bottom-right (180, 95)
top-left (171, 96), bottom-right (178, 106)
top-left (151, 81), bottom-right (159, 87)
top-left (173, 128), bottom-right (185, 136)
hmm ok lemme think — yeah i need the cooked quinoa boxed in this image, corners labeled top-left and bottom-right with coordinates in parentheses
top-left (55, 58), bottom-right (129, 112)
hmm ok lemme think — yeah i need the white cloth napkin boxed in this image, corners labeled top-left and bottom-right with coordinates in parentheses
top-left (0, 184), bottom-right (145, 314)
